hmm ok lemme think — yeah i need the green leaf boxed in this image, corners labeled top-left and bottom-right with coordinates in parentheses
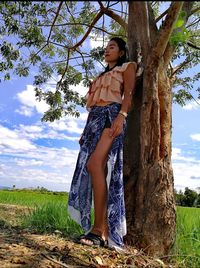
top-left (4, 73), bottom-right (10, 80)
top-left (174, 18), bottom-right (184, 28)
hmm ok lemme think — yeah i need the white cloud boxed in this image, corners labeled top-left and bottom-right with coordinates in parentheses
top-left (0, 123), bottom-right (79, 191)
top-left (47, 113), bottom-right (88, 135)
top-left (14, 158), bottom-right (43, 167)
top-left (89, 34), bottom-right (109, 49)
top-left (0, 125), bottom-right (36, 151)
top-left (16, 85), bottom-right (49, 115)
top-left (172, 147), bottom-right (200, 191)
top-left (15, 105), bottom-right (34, 117)
top-left (49, 119), bottom-right (83, 135)
top-left (0, 145), bottom-right (79, 191)
top-left (190, 133), bottom-right (200, 141)
top-left (0, 122), bottom-right (83, 191)
top-left (182, 101), bottom-right (200, 110)
top-left (70, 83), bottom-right (88, 97)
top-left (19, 125), bottom-right (43, 133)
top-left (172, 147), bottom-right (200, 163)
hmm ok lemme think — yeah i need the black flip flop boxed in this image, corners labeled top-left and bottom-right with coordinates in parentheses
top-left (79, 232), bottom-right (108, 247)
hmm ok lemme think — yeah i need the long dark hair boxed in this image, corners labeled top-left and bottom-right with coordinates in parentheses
top-left (99, 37), bottom-right (128, 77)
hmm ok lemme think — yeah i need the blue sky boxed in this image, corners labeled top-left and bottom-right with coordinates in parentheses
top-left (0, 4), bottom-right (199, 193)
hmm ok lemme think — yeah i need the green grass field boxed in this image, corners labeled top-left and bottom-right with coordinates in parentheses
top-left (0, 189), bottom-right (199, 267)
top-left (172, 206), bottom-right (200, 268)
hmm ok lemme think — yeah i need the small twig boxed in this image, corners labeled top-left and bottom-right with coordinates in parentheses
top-left (41, 253), bottom-right (83, 267)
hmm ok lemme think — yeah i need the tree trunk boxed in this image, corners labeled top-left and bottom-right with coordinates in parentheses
top-left (124, 2), bottom-right (177, 256)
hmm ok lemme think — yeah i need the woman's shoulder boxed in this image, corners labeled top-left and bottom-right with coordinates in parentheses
top-left (115, 61), bottom-right (137, 73)
top-left (122, 61), bottom-right (137, 71)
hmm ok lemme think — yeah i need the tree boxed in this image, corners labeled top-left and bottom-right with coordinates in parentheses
top-left (183, 187), bottom-right (198, 207)
top-left (175, 189), bottom-right (185, 206)
top-left (195, 193), bottom-right (200, 207)
top-left (0, 1), bottom-right (199, 256)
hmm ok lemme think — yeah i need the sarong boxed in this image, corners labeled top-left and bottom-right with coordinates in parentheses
top-left (68, 102), bottom-right (127, 248)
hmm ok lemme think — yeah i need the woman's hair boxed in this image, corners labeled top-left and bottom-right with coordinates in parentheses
top-left (99, 37), bottom-right (128, 77)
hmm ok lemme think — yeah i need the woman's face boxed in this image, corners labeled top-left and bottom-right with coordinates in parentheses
top-left (104, 40), bottom-right (124, 64)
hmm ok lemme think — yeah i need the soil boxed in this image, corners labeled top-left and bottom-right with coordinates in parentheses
top-left (0, 204), bottom-right (171, 268)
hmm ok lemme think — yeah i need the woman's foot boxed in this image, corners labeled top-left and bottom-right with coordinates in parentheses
top-left (80, 227), bottom-right (108, 246)
top-left (79, 232), bottom-right (108, 247)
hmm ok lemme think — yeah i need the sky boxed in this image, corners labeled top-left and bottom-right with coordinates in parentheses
top-left (0, 3), bottom-right (200, 193)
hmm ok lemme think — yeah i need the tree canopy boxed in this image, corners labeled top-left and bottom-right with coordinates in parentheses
top-left (0, 1), bottom-right (199, 121)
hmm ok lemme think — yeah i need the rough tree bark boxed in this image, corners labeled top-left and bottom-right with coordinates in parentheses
top-left (123, 1), bottom-right (190, 256)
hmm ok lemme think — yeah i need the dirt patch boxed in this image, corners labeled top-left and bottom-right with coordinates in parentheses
top-left (0, 204), bottom-right (171, 267)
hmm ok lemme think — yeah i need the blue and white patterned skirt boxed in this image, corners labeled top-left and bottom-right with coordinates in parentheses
top-left (68, 102), bottom-right (127, 248)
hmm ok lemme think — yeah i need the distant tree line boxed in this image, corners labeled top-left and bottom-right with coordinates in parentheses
top-left (9, 185), bottom-right (67, 195)
top-left (175, 187), bottom-right (200, 208)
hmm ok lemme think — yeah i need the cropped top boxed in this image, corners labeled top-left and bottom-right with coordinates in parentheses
top-left (86, 62), bottom-right (137, 108)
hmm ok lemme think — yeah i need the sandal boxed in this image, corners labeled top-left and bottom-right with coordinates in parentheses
top-left (79, 232), bottom-right (108, 247)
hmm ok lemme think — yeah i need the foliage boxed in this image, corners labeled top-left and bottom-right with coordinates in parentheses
top-left (175, 187), bottom-right (200, 207)
top-left (0, 1), bottom-right (199, 121)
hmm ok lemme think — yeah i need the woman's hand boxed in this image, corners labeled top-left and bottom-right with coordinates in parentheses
top-left (109, 114), bottom-right (125, 138)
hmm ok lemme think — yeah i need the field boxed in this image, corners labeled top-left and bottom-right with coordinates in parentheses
top-left (0, 189), bottom-right (199, 267)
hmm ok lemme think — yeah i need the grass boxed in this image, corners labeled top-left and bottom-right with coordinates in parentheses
top-left (22, 201), bottom-right (83, 237)
top-left (0, 189), bottom-right (83, 237)
top-left (171, 206), bottom-right (200, 268)
top-left (0, 189), bottom-right (200, 267)
top-left (0, 189), bottom-right (68, 207)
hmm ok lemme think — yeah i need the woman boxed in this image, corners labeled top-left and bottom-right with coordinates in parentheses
top-left (68, 37), bottom-right (137, 249)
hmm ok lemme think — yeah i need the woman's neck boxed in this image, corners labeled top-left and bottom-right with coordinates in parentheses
top-left (108, 62), bottom-right (117, 69)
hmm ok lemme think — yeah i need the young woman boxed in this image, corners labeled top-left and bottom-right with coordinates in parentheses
top-left (68, 37), bottom-right (137, 249)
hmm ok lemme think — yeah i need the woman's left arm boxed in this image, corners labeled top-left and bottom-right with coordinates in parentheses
top-left (121, 62), bottom-right (137, 113)
top-left (110, 62), bottom-right (137, 138)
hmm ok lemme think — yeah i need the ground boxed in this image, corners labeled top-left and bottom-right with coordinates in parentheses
top-left (0, 204), bottom-right (171, 268)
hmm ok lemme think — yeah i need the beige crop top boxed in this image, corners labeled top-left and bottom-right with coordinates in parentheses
top-left (86, 62), bottom-right (137, 108)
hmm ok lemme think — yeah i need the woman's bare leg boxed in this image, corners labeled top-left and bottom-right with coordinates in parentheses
top-left (81, 128), bottom-right (114, 244)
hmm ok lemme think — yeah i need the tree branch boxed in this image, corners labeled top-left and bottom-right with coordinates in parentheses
top-left (155, 8), bottom-right (169, 24)
top-left (70, 10), bottom-right (104, 50)
top-left (190, 6), bottom-right (200, 16)
top-left (186, 17), bottom-right (200, 28)
top-left (99, 2), bottom-right (128, 31)
top-left (170, 58), bottom-right (192, 78)
top-left (47, 1), bottom-right (63, 44)
top-left (186, 41), bottom-right (200, 50)
top-left (39, 22), bottom-right (126, 37)
top-left (65, 2), bottom-right (78, 44)
top-left (154, 2), bottom-right (184, 59)
top-left (163, 2), bottom-right (194, 67)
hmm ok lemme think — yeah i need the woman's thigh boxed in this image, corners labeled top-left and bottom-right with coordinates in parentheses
top-left (87, 129), bottom-right (114, 167)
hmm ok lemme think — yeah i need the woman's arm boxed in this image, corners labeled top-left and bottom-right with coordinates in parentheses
top-left (121, 62), bottom-right (137, 113)
top-left (110, 62), bottom-right (137, 138)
